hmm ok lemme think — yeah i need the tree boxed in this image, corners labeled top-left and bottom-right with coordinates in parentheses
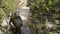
top-left (28, 0), bottom-right (60, 34)
top-left (0, 0), bottom-right (19, 33)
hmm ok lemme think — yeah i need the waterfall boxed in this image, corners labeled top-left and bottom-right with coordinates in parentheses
top-left (18, 0), bottom-right (31, 34)
top-left (18, 0), bottom-right (31, 25)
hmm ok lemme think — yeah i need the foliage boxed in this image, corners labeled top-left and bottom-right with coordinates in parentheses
top-left (0, 0), bottom-right (19, 33)
top-left (0, 8), bottom-right (5, 22)
top-left (28, 0), bottom-right (60, 34)
top-left (0, 0), bottom-right (19, 22)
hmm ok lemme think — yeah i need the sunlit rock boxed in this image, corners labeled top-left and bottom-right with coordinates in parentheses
top-left (46, 23), bottom-right (54, 28)
top-left (54, 20), bottom-right (60, 25)
top-left (1, 19), bottom-right (7, 26)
